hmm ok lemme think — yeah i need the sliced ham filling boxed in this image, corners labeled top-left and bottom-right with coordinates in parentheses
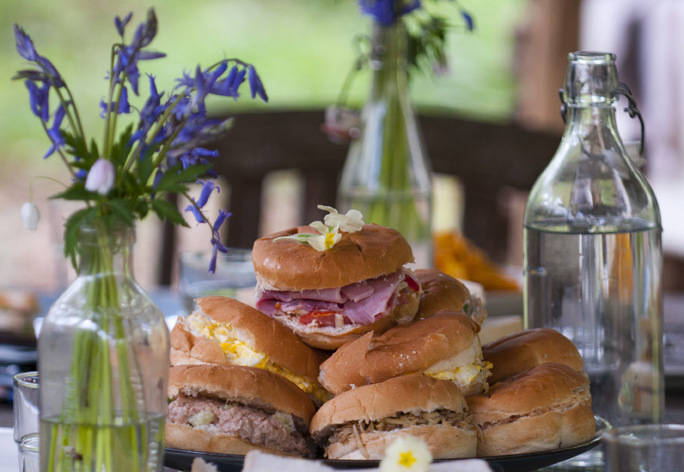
top-left (256, 269), bottom-right (419, 327)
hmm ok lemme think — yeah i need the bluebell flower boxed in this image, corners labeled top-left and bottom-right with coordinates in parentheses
top-left (208, 209), bottom-right (230, 272)
top-left (183, 180), bottom-right (220, 221)
top-left (210, 66), bottom-right (241, 98)
top-left (36, 56), bottom-right (65, 87)
top-left (26, 80), bottom-right (50, 122)
top-left (461, 10), bottom-right (474, 31)
top-left (13, 25), bottom-right (38, 61)
top-left (197, 180), bottom-right (220, 208)
top-left (140, 75), bottom-right (164, 124)
top-left (75, 169), bottom-right (87, 180)
top-left (44, 104), bottom-right (66, 158)
top-left (115, 12), bottom-right (133, 37)
top-left (99, 85), bottom-right (131, 118)
top-left (358, 0), bottom-right (421, 25)
top-left (14, 25), bottom-right (64, 87)
top-left (131, 9), bottom-right (158, 49)
top-left (247, 65), bottom-right (268, 102)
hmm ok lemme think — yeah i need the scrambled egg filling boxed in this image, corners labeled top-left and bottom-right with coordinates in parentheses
top-left (186, 313), bottom-right (329, 403)
top-left (425, 361), bottom-right (493, 387)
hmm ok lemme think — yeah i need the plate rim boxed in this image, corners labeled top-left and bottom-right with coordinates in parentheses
top-left (165, 415), bottom-right (609, 467)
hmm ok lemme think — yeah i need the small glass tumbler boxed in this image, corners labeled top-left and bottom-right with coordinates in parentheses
top-left (178, 249), bottom-right (256, 312)
top-left (19, 433), bottom-right (39, 472)
top-left (12, 371), bottom-right (39, 444)
top-left (603, 424), bottom-right (684, 471)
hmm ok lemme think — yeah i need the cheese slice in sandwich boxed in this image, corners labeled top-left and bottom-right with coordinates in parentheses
top-left (171, 296), bottom-right (329, 404)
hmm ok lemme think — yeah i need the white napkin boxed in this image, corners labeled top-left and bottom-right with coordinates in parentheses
top-left (241, 451), bottom-right (492, 472)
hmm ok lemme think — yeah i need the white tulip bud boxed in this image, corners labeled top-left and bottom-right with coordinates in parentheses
top-left (21, 202), bottom-right (40, 231)
top-left (85, 158), bottom-right (115, 195)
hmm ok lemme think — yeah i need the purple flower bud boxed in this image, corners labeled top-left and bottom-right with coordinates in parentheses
top-left (247, 65), bottom-right (268, 102)
top-left (461, 10), bottom-right (474, 31)
top-left (115, 12), bottom-right (133, 37)
top-left (14, 25), bottom-right (38, 61)
top-left (21, 202), bottom-right (40, 231)
top-left (196, 180), bottom-right (220, 208)
top-left (85, 159), bottom-right (115, 195)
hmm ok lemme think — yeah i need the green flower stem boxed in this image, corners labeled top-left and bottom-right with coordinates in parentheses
top-left (53, 86), bottom-right (84, 143)
top-left (123, 94), bottom-right (185, 172)
top-left (357, 24), bottom-right (429, 243)
top-left (102, 45), bottom-right (118, 158)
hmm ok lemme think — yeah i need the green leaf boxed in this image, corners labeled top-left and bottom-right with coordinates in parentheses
top-left (50, 183), bottom-right (97, 202)
top-left (107, 199), bottom-right (135, 225)
top-left (63, 207), bottom-right (96, 269)
top-left (111, 124), bottom-right (133, 167)
top-left (62, 131), bottom-right (92, 163)
top-left (136, 147), bottom-right (157, 185)
top-left (152, 198), bottom-right (189, 227)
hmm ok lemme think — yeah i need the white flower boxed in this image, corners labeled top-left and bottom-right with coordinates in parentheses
top-left (318, 205), bottom-right (364, 233)
top-left (380, 435), bottom-right (432, 472)
top-left (273, 205), bottom-right (363, 251)
top-left (85, 158), bottom-right (115, 195)
top-left (307, 221), bottom-right (342, 251)
top-left (21, 202), bottom-right (40, 231)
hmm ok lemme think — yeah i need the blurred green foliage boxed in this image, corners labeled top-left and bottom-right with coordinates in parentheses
top-left (1, 0), bottom-right (524, 162)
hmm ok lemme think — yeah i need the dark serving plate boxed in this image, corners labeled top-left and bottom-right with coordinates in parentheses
top-left (165, 416), bottom-right (608, 472)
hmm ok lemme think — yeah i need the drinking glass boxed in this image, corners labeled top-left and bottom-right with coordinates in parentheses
top-left (178, 249), bottom-right (256, 312)
top-left (19, 433), bottom-right (39, 472)
top-left (13, 371), bottom-right (39, 444)
top-left (603, 424), bottom-right (684, 471)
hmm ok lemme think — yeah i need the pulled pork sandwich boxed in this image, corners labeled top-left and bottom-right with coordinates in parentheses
top-left (310, 373), bottom-right (477, 460)
top-left (170, 296), bottom-right (329, 404)
top-left (483, 328), bottom-right (584, 384)
top-left (414, 269), bottom-right (486, 324)
top-left (318, 312), bottom-right (491, 396)
top-left (253, 221), bottom-right (421, 350)
top-left (166, 365), bottom-right (316, 457)
top-left (467, 363), bottom-right (595, 456)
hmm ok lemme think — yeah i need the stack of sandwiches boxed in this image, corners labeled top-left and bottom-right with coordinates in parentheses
top-left (166, 215), bottom-right (595, 461)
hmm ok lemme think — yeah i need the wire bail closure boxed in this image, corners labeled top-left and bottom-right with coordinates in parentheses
top-left (559, 82), bottom-right (646, 157)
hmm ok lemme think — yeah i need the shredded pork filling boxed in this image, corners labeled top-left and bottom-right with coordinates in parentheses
top-left (476, 397), bottom-right (590, 430)
top-left (168, 394), bottom-right (314, 457)
top-left (325, 409), bottom-right (470, 445)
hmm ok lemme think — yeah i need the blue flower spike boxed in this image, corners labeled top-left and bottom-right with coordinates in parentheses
top-left (115, 12), bottom-right (133, 37)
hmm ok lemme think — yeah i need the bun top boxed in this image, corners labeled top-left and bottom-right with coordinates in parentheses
top-left (169, 364), bottom-right (315, 423)
top-left (484, 328), bottom-right (583, 383)
top-left (467, 363), bottom-right (591, 424)
top-left (414, 269), bottom-right (470, 320)
top-left (252, 224), bottom-right (413, 290)
top-left (195, 296), bottom-right (323, 379)
top-left (310, 373), bottom-right (468, 436)
top-left (318, 312), bottom-right (480, 394)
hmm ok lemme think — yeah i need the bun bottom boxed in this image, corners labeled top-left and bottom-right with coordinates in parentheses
top-left (276, 291), bottom-right (420, 350)
top-left (324, 424), bottom-right (477, 460)
top-left (476, 401), bottom-right (595, 456)
top-left (166, 423), bottom-right (295, 457)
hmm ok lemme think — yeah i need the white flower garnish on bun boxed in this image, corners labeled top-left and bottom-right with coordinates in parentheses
top-left (274, 205), bottom-right (364, 251)
top-left (318, 205), bottom-right (364, 233)
top-left (380, 435), bottom-right (432, 472)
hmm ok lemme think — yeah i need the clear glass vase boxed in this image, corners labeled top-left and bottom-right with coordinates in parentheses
top-left (524, 52), bottom-right (664, 430)
top-left (38, 222), bottom-right (169, 471)
top-left (337, 22), bottom-right (433, 267)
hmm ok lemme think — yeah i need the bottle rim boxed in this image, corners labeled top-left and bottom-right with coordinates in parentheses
top-left (568, 51), bottom-right (616, 64)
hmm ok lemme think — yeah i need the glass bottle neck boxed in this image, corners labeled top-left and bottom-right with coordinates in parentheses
top-left (369, 23), bottom-right (409, 101)
top-left (77, 224), bottom-right (135, 278)
top-left (563, 104), bottom-right (622, 152)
